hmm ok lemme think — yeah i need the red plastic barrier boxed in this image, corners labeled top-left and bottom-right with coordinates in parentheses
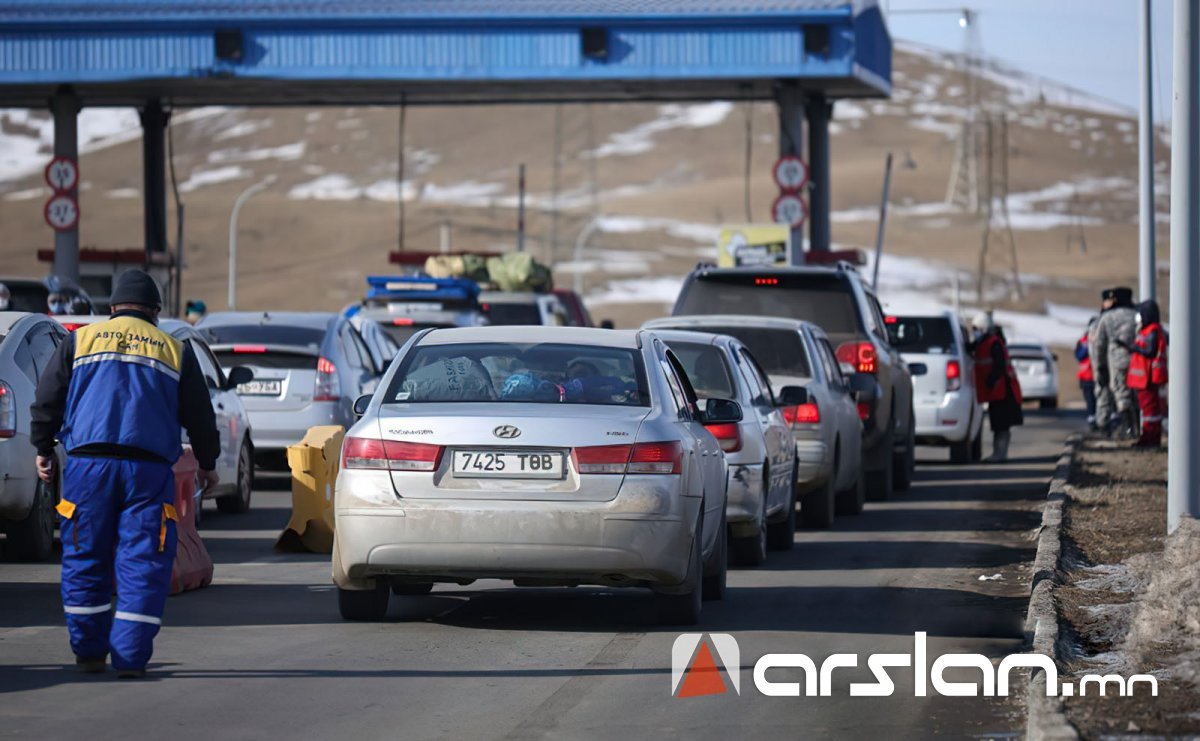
top-left (170, 448), bottom-right (213, 595)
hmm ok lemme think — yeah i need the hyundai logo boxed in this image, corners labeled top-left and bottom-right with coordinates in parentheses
top-left (493, 425), bottom-right (522, 439)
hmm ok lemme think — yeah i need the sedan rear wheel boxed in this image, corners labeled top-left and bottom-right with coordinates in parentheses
top-left (766, 490), bottom-right (797, 550)
top-left (217, 442), bottom-right (254, 514)
top-left (6, 476), bottom-right (56, 562)
top-left (730, 488), bottom-right (768, 567)
top-left (866, 429), bottom-right (895, 502)
top-left (338, 582), bottom-right (390, 621)
top-left (702, 510), bottom-right (727, 601)
top-left (835, 471), bottom-right (866, 516)
top-left (893, 411), bottom-right (916, 491)
top-left (654, 516), bottom-right (703, 625)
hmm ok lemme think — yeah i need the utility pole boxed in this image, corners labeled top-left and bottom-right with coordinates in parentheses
top-left (549, 104), bottom-right (563, 265)
top-left (227, 175), bottom-right (275, 310)
top-left (1139, 0), bottom-right (1157, 302)
top-left (1168, 0), bottom-right (1200, 532)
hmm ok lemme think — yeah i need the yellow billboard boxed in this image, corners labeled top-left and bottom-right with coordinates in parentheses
top-left (717, 224), bottom-right (792, 268)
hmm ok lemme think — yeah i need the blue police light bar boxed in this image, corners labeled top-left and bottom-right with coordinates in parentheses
top-left (364, 275), bottom-right (481, 303)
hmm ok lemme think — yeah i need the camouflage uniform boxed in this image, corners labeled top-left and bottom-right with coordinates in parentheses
top-left (1090, 304), bottom-right (1138, 427)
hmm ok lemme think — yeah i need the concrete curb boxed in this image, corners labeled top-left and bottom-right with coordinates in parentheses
top-left (1024, 433), bottom-right (1083, 741)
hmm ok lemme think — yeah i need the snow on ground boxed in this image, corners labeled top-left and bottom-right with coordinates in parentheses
top-left (588, 103), bottom-right (734, 158)
top-left (213, 118), bottom-right (273, 142)
top-left (208, 142), bottom-right (305, 164)
top-left (287, 174), bottom-right (361, 201)
top-left (178, 165), bottom-right (250, 193)
top-left (587, 277), bottom-right (685, 306)
top-left (595, 215), bottom-right (720, 244)
top-left (106, 187), bottom-right (139, 199)
top-left (555, 249), bottom-right (655, 275)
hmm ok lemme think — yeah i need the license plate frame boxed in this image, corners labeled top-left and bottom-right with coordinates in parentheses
top-left (237, 379), bottom-right (283, 396)
top-left (452, 450), bottom-right (566, 480)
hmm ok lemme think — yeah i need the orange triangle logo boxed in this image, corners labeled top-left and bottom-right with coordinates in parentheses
top-left (676, 642), bottom-right (727, 698)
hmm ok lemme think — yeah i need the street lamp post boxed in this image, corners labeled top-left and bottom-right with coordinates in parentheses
top-left (572, 215), bottom-right (604, 295)
top-left (227, 175), bottom-right (276, 310)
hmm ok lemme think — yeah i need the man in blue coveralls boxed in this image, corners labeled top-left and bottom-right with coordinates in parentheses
top-left (30, 270), bottom-right (220, 678)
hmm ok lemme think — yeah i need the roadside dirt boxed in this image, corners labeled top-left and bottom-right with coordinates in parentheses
top-left (1056, 437), bottom-right (1200, 737)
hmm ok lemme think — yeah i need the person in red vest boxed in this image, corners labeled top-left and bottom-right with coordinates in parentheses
top-left (970, 312), bottom-right (1024, 462)
top-left (1075, 318), bottom-right (1098, 429)
top-left (1123, 299), bottom-right (1168, 448)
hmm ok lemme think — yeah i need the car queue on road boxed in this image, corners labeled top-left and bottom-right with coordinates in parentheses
top-left (1, 260), bottom-right (1035, 628)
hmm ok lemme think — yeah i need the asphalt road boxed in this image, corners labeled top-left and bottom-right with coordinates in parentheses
top-left (0, 410), bottom-right (1081, 740)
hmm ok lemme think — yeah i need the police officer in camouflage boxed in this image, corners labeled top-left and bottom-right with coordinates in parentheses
top-left (1089, 286), bottom-right (1138, 438)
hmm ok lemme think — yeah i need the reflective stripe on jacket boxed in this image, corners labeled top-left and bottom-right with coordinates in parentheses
top-left (61, 315), bottom-right (185, 463)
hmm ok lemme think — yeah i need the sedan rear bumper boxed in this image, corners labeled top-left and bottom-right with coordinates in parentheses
top-left (334, 471), bottom-right (699, 590)
top-left (914, 392), bottom-right (974, 444)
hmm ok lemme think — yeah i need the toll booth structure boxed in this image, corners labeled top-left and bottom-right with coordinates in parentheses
top-left (0, 0), bottom-right (891, 289)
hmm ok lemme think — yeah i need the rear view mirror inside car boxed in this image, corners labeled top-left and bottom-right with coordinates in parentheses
top-left (701, 397), bottom-right (743, 424)
top-left (777, 385), bottom-right (809, 407)
top-left (225, 366), bottom-right (254, 390)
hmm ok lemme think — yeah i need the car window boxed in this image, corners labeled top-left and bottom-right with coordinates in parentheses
top-left (658, 360), bottom-right (686, 414)
top-left (340, 324), bottom-right (376, 373)
top-left (13, 331), bottom-right (39, 384)
top-left (676, 272), bottom-right (862, 340)
top-left (26, 325), bottom-right (58, 378)
top-left (203, 324), bottom-right (325, 348)
top-left (818, 339), bottom-right (846, 386)
top-left (664, 350), bottom-right (700, 416)
top-left (663, 341), bottom-right (735, 400)
top-left (189, 339), bottom-right (223, 389)
top-left (863, 292), bottom-right (887, 338)
top-left (888, 316), bottom-right (957, 355)
top-left (385, 341), bottom-right (648, 407)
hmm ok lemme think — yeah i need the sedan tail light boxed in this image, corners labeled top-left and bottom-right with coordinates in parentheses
top-left (0, 382), bottom-right (14, 438)
top-left (782, 402), bottom-right (820, 426)
top-left (703, 422), bottom-right (742, 453)
top-left (946, 359), bottom-right (962, 391)
top-left (836, 341), bottom-right (877, 374)
top-left (342, 437), bottom-right (444, 471)
top-left (60, 322), bottom-right (86, 332)
top-left (314, 356), bottom-right (340, 402)
top-left (574, 441), bottom-right (682, 475)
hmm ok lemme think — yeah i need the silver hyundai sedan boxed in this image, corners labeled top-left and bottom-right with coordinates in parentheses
top-left (334, 326), bottom-right (734, 625)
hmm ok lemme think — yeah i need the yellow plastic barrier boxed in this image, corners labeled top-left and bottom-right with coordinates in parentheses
top-left (277, 425), bottom-right (344, 554)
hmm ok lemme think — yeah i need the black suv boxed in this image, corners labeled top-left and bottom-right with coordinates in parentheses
top-left (673, 263), bottom-right (915, 500)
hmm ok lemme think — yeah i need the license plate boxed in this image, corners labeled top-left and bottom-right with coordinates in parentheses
top-left (237, 379), bottom-right (282, 396)
top-left (452, 450), bottom-right (564, 479)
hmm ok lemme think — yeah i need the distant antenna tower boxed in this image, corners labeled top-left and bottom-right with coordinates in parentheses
top-left (977, 114), bottom-right (1023, 302)
top-left (1065, 187), bottom-right (1089, 254)
top-left (945, 8), bottom-right (985, 213)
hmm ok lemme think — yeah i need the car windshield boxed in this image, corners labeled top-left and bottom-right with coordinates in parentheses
top-left (675, 273), bottom-right (861, 338)
top-left (204, 324), bottom-right (326, 349)
top-left (888, 317), bottom-right (957, 355)
top-left (385, 342), bottom-right (648, 407)
top-left (664, 341), bottom-right (735, 399)
top-left (678, 326), bottom-right (811, 378)
top-left (485, 303), bottom-right (542, 326)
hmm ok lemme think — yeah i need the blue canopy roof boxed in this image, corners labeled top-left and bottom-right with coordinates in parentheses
top-left (0, 0), bottom-right (890, 106)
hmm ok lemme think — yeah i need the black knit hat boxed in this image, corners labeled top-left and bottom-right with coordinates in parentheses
top-left (110, 270), bottom-right (162, 309)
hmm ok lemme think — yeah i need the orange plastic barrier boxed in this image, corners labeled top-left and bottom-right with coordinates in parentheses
top-left (170, 448), bottom-right (213, 595)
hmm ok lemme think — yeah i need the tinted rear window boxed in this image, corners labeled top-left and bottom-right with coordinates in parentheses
top-left (204, 325), bottom-right (325, 349)
top-left (386, 342), bottom-right (648, 407)
top-left (5, 282), bottom-right (49, 313)
top-left (888, 317), bottom-right (958, 355)
top-left (213, 350), bottom-right (317, 370)
top-left (485, 303), bottom-right (542, 326)
top-left (663, 341), bottom-right (735, 399)
top-left (675, 273), bottom-right (861, 337)
top-left (675, 326), bottom-right (810, 378)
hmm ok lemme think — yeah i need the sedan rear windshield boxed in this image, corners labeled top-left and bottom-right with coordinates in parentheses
top-left (380, 322), bottom-right (452, 345)
top-left (888, 317), bottom-right (958, 355)
top-left (675, 273), bottom-right (861, 337)
top-left (213, 350), bottom-right (317, 370)
top-left (203, 325), bottom-right (326, 349)
top-left (664, 341), bottom-right (734, 399)
top-left (484, 303), bottom-right (542, 326)
top-left (680, 326), bottom-right (810, 379)
top-left (385, 342), bottom-right (648, 407)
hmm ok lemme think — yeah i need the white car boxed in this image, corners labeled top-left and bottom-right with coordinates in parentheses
top-left (334, 326), bottom-right (731, 625)
top-left (479, 291), bottom-right (568, 326)
top-left (888, 312), bottom-right (984, 464)
top-left (0, 312), bottom-right (66, 561)
top-left (1008, 343), bottom-right (1059, 409)
top-left (655, 329), bottom-right (798, 565)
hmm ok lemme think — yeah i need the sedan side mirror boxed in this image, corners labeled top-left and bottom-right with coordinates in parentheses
top-left (701, 397), bottom-right (743, 424)
top-left (777, 385), bottom-right (809, 407)
top-left (353, 394), bottom-right (372, 417)
top-left (849, 372), bottom-right (878, 402)
top-left (225, 366), bottom-right (254, 390)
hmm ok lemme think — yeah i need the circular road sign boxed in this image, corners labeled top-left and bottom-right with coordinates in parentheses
top-left (773, 155), bottom-right (809, 192)
top-left (45, 156), bottom-right (79, 193)
top-left (772, 193), bottom-right (807, 228)
top-left (44, 194), bottom-right (80, 232)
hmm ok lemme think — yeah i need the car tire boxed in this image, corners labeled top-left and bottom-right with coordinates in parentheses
top-left (767, 489), bottom-right (797, 551)
top-left (702, 511), bottom-right (727, 601)
top-left (801, 475), bottom-right (835, 529)
top-left (6, 476), bottom-right (57, 562)
top-left (338, 582), bottom-right (390, 621)
top-left (893, 411), bottom-right (916, 491)
top-left (730, 484), bottom-right (768, 567)
top-left (866, 429), bottom-right (895, 502)
top-left (391, 582), bottom-right (435, 596)
top-left (949, 435), bottom-right (972, 464)
top-left (970, 427), bottom-right (984, 462)
top-left (1040, 397), bottom-right (1058, 410)
top-left (217, 442), bottom-right (254, 514)
top-left (835, 471), bottom-right (865, 516)
top-left (654, 516), bottom-right (703, 625)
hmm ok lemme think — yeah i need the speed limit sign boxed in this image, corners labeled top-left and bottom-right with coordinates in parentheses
top-left (44, 194), bottom-right (79, 232)
top-left (772, 193), bottom-right (808, 228)
top-left (773, 155), bottom-right (809, 193)
top-left (45, 156), bottom-right (79, 193)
